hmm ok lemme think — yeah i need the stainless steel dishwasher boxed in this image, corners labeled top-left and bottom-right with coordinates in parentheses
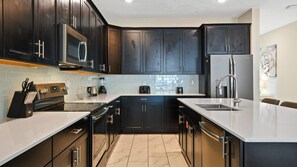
top-left (199, 117), bottom-right (240, 167)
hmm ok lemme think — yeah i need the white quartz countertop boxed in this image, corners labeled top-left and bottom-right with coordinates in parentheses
top-left (67, 93), bottom-right (205, 104)
top-left (178, 98), bottom-right (297, 143)
top-left (0, 112), bottom-right (89, 166)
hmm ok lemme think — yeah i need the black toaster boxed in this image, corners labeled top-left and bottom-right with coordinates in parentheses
top-left (139, 86), bottom-right (150, 94)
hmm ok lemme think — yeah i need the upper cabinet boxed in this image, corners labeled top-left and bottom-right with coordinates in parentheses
top-left (182, 29), bottom-right (201, 74)
top-left (122, 28), bottom-right (202, 74)
top-left (56, 0), bottom-right (81, 31)
top-left (122, 30), bottom-right (143, 74)
top-left (143, 29), bottom-right (163, 74)
top-left (3, 0), bottom-right (37, 63)
top-left (34, 0), bottom-right (57, 66)
top-left (107, 27), bottom-right (121, 74)
top-left (202, 24), bottom-right (250, 55)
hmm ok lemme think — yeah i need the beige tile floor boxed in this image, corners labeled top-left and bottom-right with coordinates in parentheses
top-left (106, 134), bottom-right (188, 167)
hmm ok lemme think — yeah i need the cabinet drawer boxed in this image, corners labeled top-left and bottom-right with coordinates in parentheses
top-left (3, 138), bottom-right (52, 167)
top-left (53, 118), bottom-right (88, 157)
top-left (124, 96), bottom-right (163, 102)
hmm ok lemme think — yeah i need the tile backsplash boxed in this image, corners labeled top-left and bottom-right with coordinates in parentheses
top-left (102, 75), bottom-right (199, 94)
top-left (0, 64), bottom-right (199, 119)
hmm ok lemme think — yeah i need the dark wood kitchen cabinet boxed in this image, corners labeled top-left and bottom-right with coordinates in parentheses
top-left (122, 96), bottom-right (164, 133)
top-left (122, 30), bottom-right (143, 74)
top-left (107, 27), bottom-right (121, 74)
top-left (56, 0), bottom-right (81, 31)
top-left (164, 29), bottom-right (182, 74)
top-left (3, 0), bottom-right (36, 63)
top-left (143, 29), bottom-right (163, 74)
top-left (2, 138), bottom-right (52, 167)
top-left (182, 29), bottom-right (201, 74)
top-left (34, 0), bottom-right (57, 66)
top-left (203, 24), bottom-right (250, 55)
top-left (53, 133), bottom-right (88, 167)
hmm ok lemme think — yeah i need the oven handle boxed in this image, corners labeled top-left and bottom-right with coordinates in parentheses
top-left (92, 107), bottom-right (109, 121)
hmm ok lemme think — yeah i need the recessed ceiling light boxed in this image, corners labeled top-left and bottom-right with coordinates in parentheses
top-left (217, 0), bottom-right (226, 3)
top-left (125, 0), bottom-right (133, 3)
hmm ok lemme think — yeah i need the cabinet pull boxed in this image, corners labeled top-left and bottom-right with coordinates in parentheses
top-left (109, 65), bottom-right (112, 73)
top-left (228, 45), bottom-right (231, 52)
top-left (89, 59), bottom-right (94, 69)
top-left (116, 100), bottom-right (120, 103)
top-left (116, 108), bottom-right (121, 115)
top-left (72, 147), bottom-right (79, 166)
top-left (140, 98), bottom-right (147, 101)
top-left (225, 45), bottom-right (228, 52)
top-left (178, 106), bottom-right (185, 109)
top-left (102, 64), bottom-right (106, 72)
top-left (71, 128), bottom-right (83, 134)
top-left (108, 114), bottom-right (114, 124)
top-left (142, 105), bottom-right (144, 112)
top-left (178, 115), bottom-right (183, 124)
top-left (34, 40), bottom-right (41, 57)
top-left (39, 41), bottom-right (45, 59)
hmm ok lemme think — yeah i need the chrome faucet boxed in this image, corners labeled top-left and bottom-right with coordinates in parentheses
top-left (217, 74), bottom-right (241, 106)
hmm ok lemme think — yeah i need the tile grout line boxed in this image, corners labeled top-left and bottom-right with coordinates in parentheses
top-left (161, 134), bottom-right (172, 167)
top-left (126, 134), bottom-right (135, 167)
top-left (147, 134), bottom-right (150, 167)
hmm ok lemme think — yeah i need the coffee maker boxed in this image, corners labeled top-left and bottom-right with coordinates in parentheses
top-left (98, 77), bottom-right (107, 94)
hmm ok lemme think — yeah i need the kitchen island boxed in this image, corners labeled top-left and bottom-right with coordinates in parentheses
top-left (178, 98), bottom-right (297, 167)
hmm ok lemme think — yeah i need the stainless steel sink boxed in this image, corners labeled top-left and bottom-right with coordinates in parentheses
top-left (196, 104), bottom-right (239, 111)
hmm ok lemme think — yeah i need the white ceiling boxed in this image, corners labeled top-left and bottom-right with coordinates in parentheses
top-left (93, 0), bottom-right (297, 34)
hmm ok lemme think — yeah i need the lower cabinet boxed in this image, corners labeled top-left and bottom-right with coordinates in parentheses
top-left (122, 96), bottom-right (164, 133)
top-left (2, 138), bottom-right (52, 167)
top-left (3, 118), bottom-right (89, 167)
top-left (53, 132), bottom-right (88, 167)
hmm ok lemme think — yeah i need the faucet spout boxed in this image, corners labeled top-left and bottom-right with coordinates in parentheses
top-left (217, 74), bottom-right (241, 105)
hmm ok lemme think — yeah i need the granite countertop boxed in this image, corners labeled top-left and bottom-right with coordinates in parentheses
top-left (66, 93), bottom-right (205, 104)
top-left (178, 98), bottom-right (297, 143)
top-left (0, 112), bottom-right (89, 166)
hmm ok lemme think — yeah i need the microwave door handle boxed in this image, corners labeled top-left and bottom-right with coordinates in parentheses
top-left (78, 42), bottom-right (82, 62)
top-left (83, 42), bottom-right (87, 62)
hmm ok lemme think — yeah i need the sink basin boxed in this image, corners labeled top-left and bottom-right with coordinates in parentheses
top-left (196, 104), bottom-right (239, 111)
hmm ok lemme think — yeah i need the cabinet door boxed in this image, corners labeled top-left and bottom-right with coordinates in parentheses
top-left (35, 0), bottom-right (57, 66)
top-left (71, 0), bottom-right (81, 31)
top-left (108, 27), bottom-right (121, 74)
top-left (81, 0), bottom-right (89, 41)
top-left (228, 26), bottom-right (250, 54)
top-left (164, 29), bottom-right (182, 74)
top-left (123, 101), bottom-right (143, 132)
top-left (3, 0), bottom-right (36, 62)
top-left (76, 133), bottom-right (88, 167)
top-left (206, 26), bottom-right (228, 54)
top-left (122, 30), bottom-right (142, 74)
top-left (143, 29), bottom-right (163, 74)
top-left (182, 29), bottom-right (201, 74)
top-left (144, 102), bottom-right (163, 132)
top-left (186, 121), bottom-right (194, 166)
top-left (164, 106), bottom-right (179, 133)
top-left (86, 10), bottom-right (98, 72)
top-left (53, 142), bottom-right (75, 167)
top-left (57, 0), bottom-right (70, 25)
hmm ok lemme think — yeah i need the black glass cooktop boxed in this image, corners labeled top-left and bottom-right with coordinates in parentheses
top-left (40, 103), bottom-right (105, 113)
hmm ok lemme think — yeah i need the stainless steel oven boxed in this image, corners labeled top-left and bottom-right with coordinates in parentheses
top-left (33, 83), bottom-right (108, 167)
top-left (58, 24), bottom-right (89, 68)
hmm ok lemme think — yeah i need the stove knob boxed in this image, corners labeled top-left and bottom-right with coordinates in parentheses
top-left (40, 88), bottom-right (48, 94)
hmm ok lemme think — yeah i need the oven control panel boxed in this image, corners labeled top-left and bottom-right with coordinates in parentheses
top-left (34, 83), bottom-right (68, 100)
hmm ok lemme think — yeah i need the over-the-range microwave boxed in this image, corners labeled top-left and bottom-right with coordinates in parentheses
top-left (58, 24), bottom-right (89, 69)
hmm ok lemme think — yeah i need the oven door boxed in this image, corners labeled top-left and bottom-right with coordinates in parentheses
top-left (92, 108), bottom-right (108, 167)
top-left (59, 24), bottom-right (88, 68)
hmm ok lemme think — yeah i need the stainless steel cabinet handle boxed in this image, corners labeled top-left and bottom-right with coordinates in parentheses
top-left (178, 106), bottom-right (185, 109)
top-left (102, 64), bottom-right (106, 72)
top-left (71, 128), bottom-right (83, 134)
top-left (89, 59), bottom-right (94, 69)
top-left (109, 115), bottom-right (114, 124)
top-left (109, 65), bottom-right (112, 73)
top-left (116, 100), bottom-right (120, 103)
top-left (42, 41), bottom-right (45, 58)
top-left (228, 45), bottom-right (231, 52)
top-left (140, 98), bottom-right (147, 101)
top-left (72, 147), bottom-right (79, 166)
top-left (116, 108), bottom-right (121, 115)
top-left (225, 45), bottom-right (228, 52)
top-left (34, 40), bottom-right (41, 57)
top-left (178, 115), bottom-right (183, 124)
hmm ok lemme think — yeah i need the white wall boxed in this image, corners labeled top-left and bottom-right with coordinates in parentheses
top-left (260, 21), bottom-right (297, 102)
top-left (238, 9), bottom-right (261, 101)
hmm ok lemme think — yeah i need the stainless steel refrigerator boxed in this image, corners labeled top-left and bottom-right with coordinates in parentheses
top-left (205, 54), bottom-right (253, 100)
